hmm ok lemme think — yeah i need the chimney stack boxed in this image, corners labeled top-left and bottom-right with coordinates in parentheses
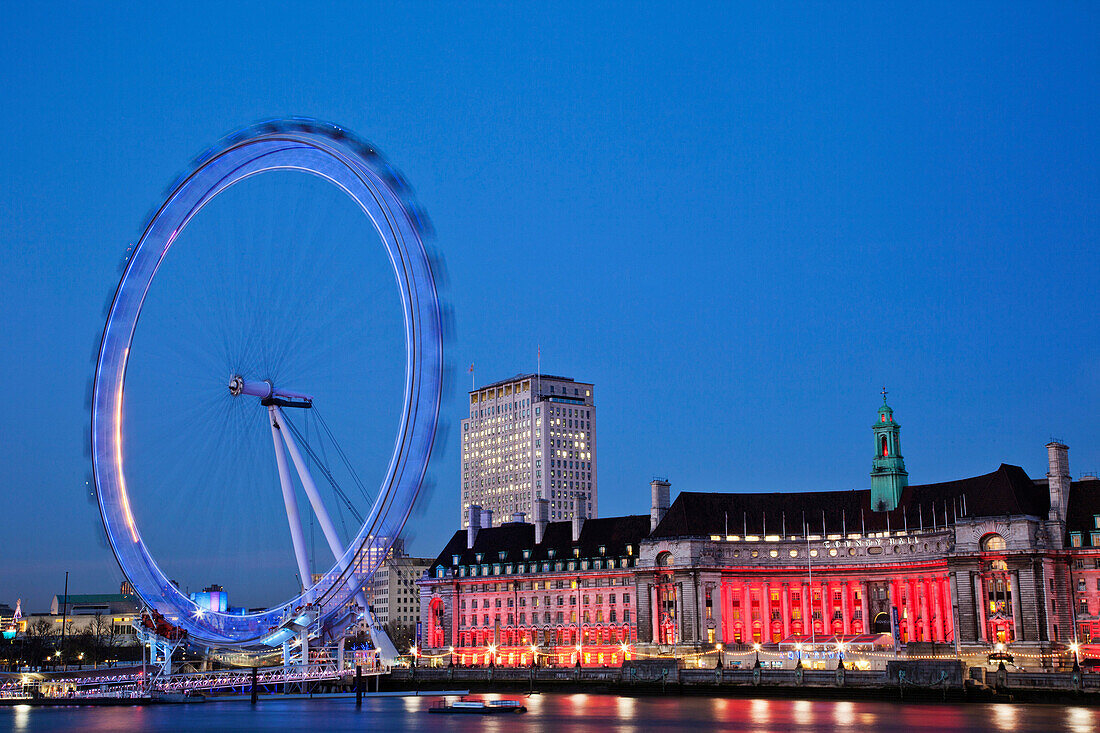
top-left (534, 498), bottom-right (549, 544)
top-left (510, 512), bottom-right (526, 524)
top-left (650, 478), bottom-right (671, 531)
top-left (572, 495), bottom-right (587, 542)
top-left (482, 509), bottom-right (493, 529)
top-left (467, 505), bottom-right (481, 549)
top-left (1047, 441), bottom-right (1070, 524)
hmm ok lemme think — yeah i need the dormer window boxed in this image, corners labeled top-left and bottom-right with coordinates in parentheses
top-left (548, 549), bottom-right (556, 559)
top-left (522, 549), bottom-right (531, 560)
top-left (452, 555), bottom-right (460, 566)
top-left (498, 551), bottom-right (506, 561)
top-left (573, 548), bottom-right (580, 558)
top-left (1094, 515), bottom-right (1100, 529)
top-left (599, 545), bottom-right (606, 555)
top-left (475, 553), bottom-right (483, 563)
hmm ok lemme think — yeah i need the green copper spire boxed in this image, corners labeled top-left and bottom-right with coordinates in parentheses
top-left (870, 388), bottom-right (908, 511)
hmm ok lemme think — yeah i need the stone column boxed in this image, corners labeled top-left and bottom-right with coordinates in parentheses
top-left (720, 582), bottom-right (730, 644)
top-left (765, 581), bottom-right (774, 642)
top-left (801, 582), bottom-right (811, 636)
top-left (710, 580), bottom-right (722, 645)
top-left (781, 583), bottom-right (791, 639)
top-left (889, 579), bottom-right (901, 644)
top-left (860, 582), bottom-right (871, 635)
top-left (742, 581), bottom-right (751, 643)
top-left (820, 581), bottom-right (830, 637)
top-left (675, 582), bottom-right (685, 643)
top-left (650, 583), bottom-right (659, 642)
top-left (906, 578), bottom-right (918, 643)
top-left (946, 574), bottom-right (958, 643)
top-left (931, 575), bottom-right (944, 642)
top-left (974, 573), bottom-right (988, 643)
top-left (841, 582), bottom-right (851, 636)
top-left (1009, 571), bottom-right (1023, 643)
top-left (919, 578), bottom-right (931, 642)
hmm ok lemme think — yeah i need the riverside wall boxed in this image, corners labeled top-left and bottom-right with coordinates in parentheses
top-left (386, 661), bottom-right (1100, 704)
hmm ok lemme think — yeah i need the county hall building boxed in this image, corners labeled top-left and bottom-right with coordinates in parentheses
top-left (419, 396), bottom-right (1099, 667)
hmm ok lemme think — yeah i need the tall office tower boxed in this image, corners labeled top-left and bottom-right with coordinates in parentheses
top-left (461, 373), bottom-right (596, 528)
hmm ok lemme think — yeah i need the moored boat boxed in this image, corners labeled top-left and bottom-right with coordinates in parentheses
top-left (429, 698), bottom-right (527, 714)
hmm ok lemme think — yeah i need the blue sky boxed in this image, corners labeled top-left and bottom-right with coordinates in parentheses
top-left (1, 2), bottom-right (1097, 609)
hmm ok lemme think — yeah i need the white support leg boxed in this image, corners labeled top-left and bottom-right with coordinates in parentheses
top-left (276, 406), bottom-right (348, 563)
top-left (300, 631), bottom-right (309, 685)
top-left (275, 407), bottom-right (370, 609)
top-left (270, 406), bottom-right (312, 596)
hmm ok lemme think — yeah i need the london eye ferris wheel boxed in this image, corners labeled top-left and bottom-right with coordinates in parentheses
top-left (89, 119), bottom-right (445, 651)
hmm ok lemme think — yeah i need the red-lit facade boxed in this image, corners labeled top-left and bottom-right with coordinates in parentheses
top-left (418, 515), bottom-right (649, 667)
top-left (421, 397), bottom-right (1098, 669)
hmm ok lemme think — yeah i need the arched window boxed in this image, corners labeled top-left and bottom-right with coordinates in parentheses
top-left (981, 533), bottom-right (1007, 552)
top-left (656, 551), bottom-right (674, 567)
top-left (881, 435), bottom-right (889, 457)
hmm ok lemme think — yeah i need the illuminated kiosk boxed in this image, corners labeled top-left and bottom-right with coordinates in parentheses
top-left (90, 119), bottom-right (443, 666)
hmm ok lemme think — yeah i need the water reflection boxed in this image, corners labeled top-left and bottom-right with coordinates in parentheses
top-left (792, 699), bottom-right (813, 728)
top-left (2, 694), bottom-right (1097, 732)
top-left (1068, 707), bottom-right (1095, 733)
top-left (832, 700), bottom-right (855, 728)
top-left (991, 704), bottom-right (1017, 731)
top-left (12, 705), bottom-right (29, 731)
top-left (750, 697), bottom-right (771, 726)
top-left (616, 695), bottom-right (636, 719)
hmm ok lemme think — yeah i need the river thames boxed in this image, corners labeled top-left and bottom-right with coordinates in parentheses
top-left (3, 693), bottom-right (1097, 732)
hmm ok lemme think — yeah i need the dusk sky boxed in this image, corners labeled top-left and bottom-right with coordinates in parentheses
top-left (1, 2), bottom-right (1097, 610)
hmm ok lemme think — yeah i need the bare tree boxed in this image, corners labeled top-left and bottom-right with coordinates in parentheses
top-left (22, 619), bottom-right (55, 669)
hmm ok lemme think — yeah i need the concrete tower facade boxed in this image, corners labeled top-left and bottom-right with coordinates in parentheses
top-left (460, 373), bottom-right (596, 528)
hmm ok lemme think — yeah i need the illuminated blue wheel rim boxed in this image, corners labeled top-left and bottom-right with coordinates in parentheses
top-left (90, 119), bottom-right (442, 649)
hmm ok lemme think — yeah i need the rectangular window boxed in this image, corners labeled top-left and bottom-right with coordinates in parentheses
top-left (1071, 533), bottom-right (1083, 548)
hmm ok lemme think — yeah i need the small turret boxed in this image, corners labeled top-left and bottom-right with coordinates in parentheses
top-left (870, 389), bottom-right (908, 511)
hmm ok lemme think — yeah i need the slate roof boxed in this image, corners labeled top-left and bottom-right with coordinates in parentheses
top-left (650, 464), bottom-right (1049, 539)
top-left (428, 515), bottom-right (650, 571)
top-left (1063, 478), bottom-right (1100, 541)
